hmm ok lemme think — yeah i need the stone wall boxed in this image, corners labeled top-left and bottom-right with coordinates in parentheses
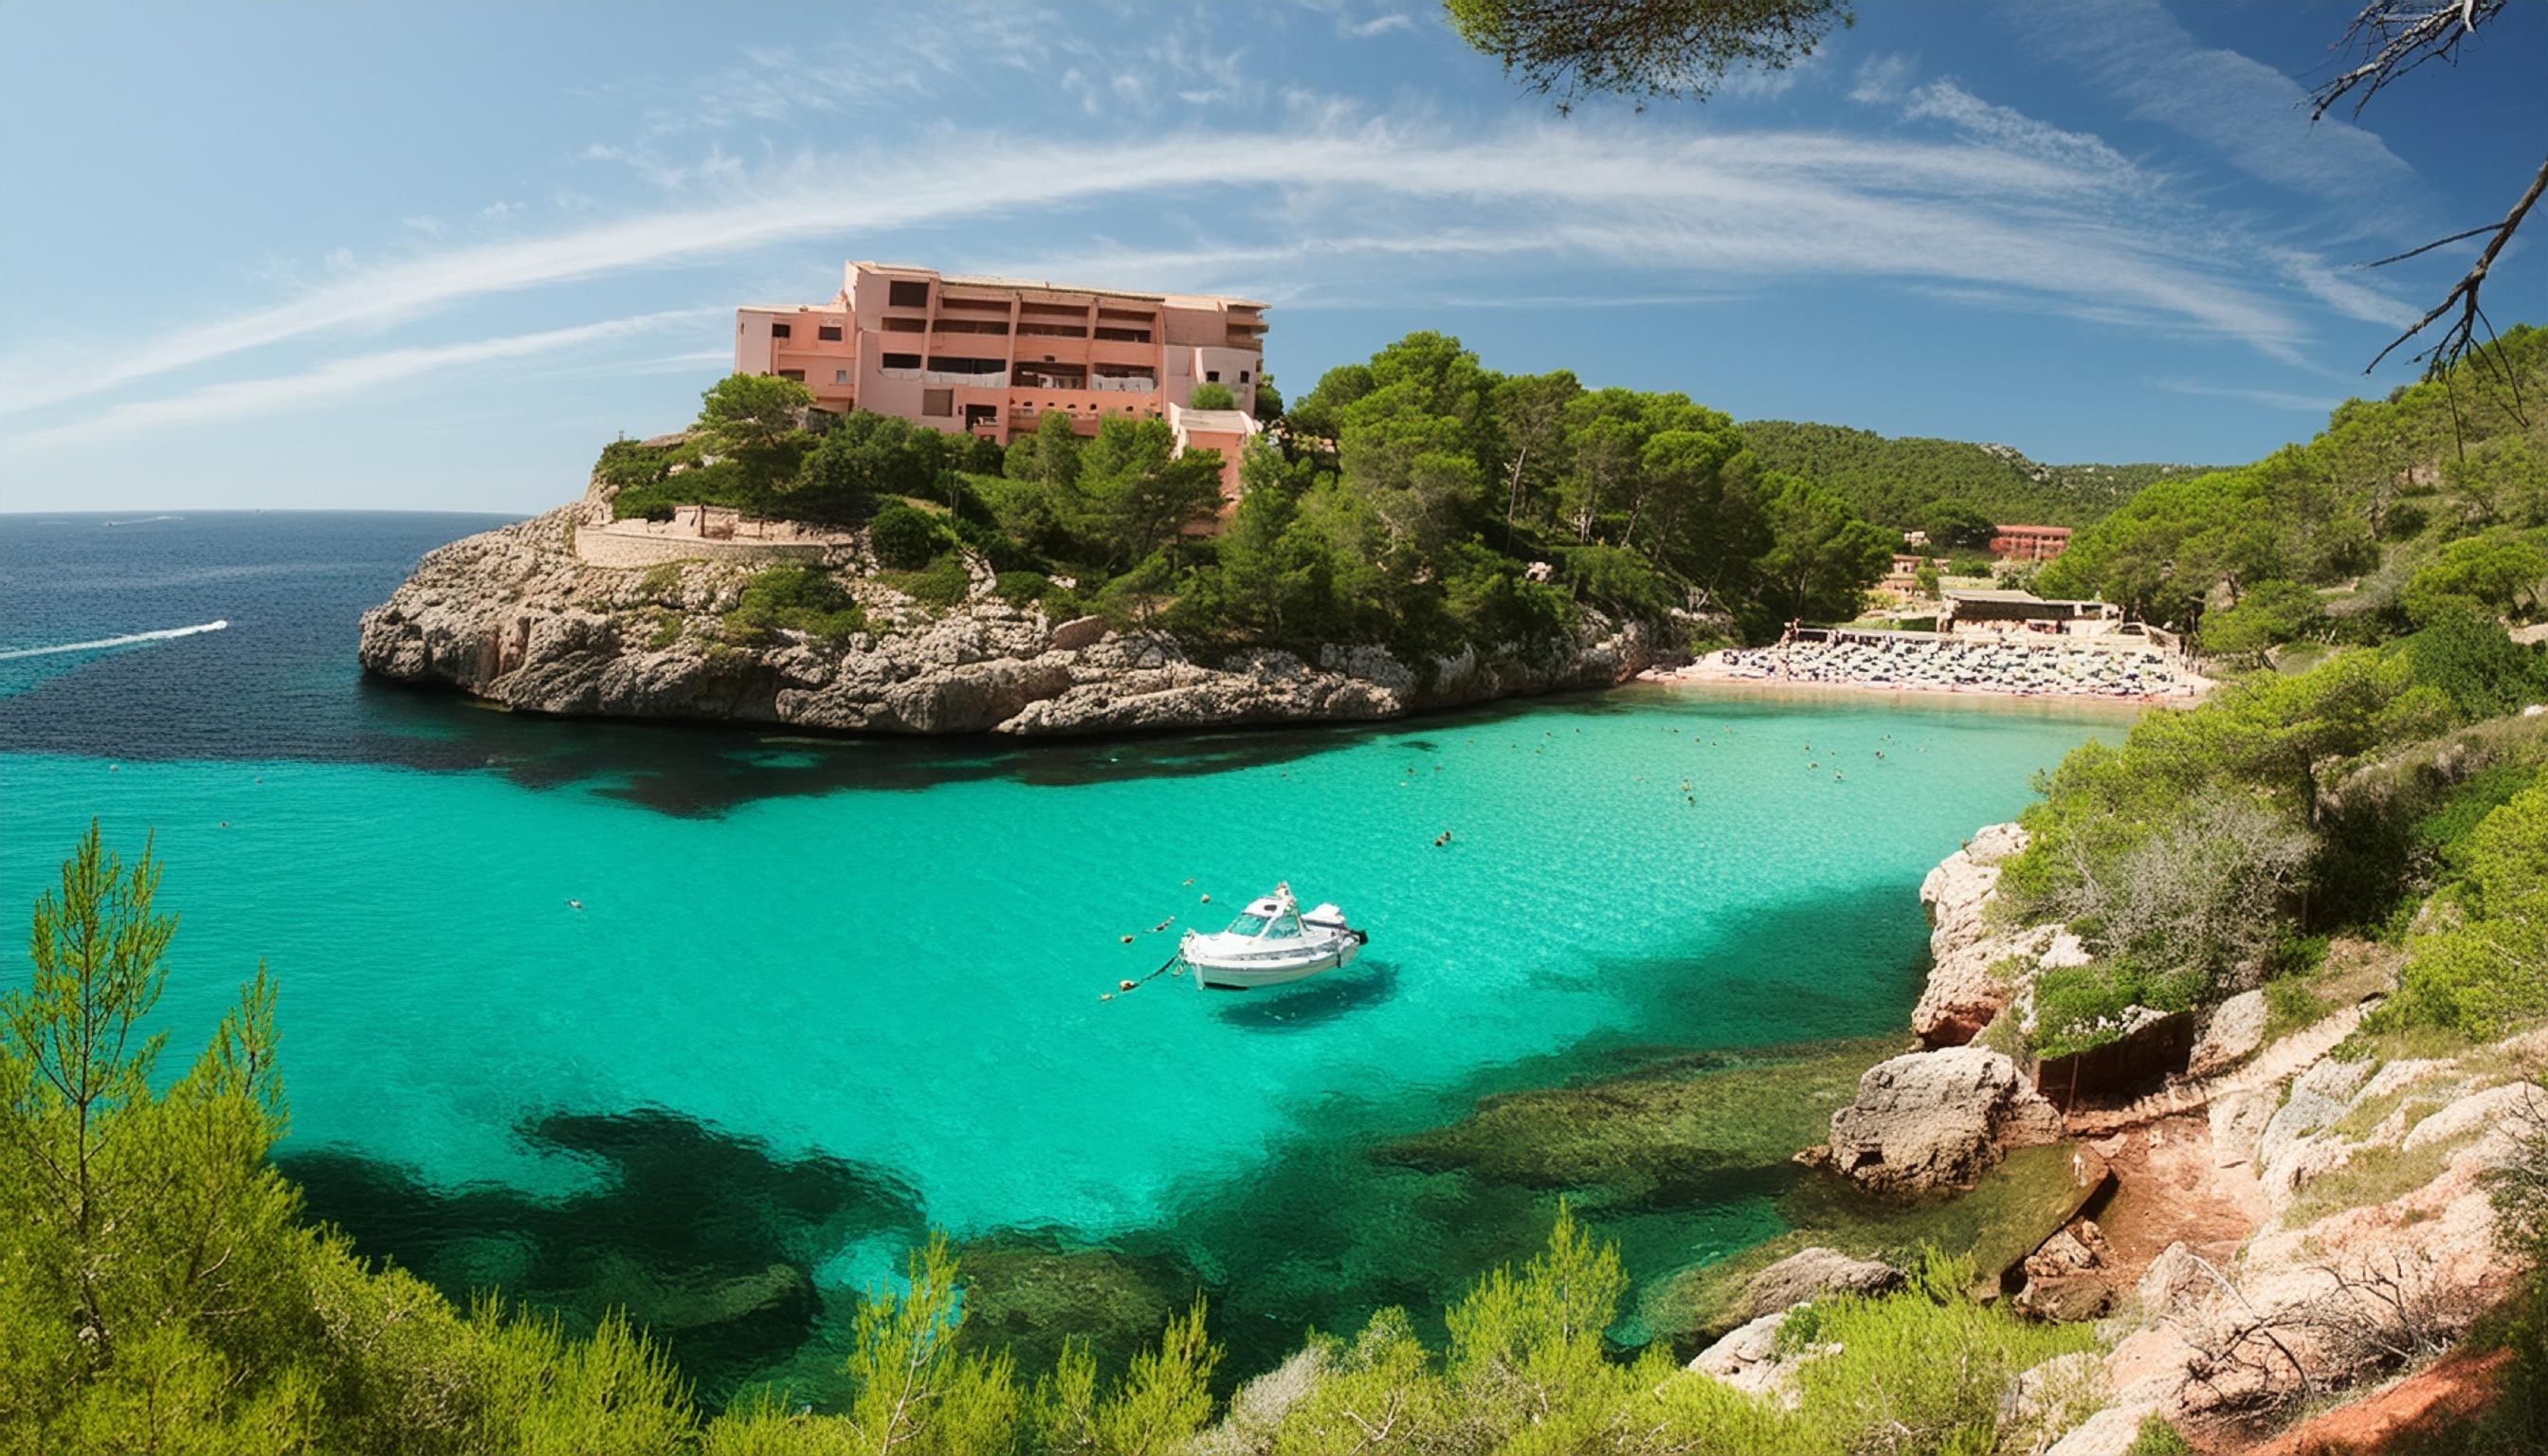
top-left (573, 524), bottom-right (828, 571)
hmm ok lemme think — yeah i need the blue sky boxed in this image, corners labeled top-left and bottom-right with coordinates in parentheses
top-left (3, 0), bottom-right (2541, 512)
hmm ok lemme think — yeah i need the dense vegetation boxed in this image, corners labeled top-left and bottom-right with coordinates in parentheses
top-left (1736, 420), bottom-right (2207, 535)
top-left (2038, 325), bottom-right (2547, 657)
top-left (1, 828), bottom-right (2125, 1453)
top-left (598, 335), bottom-right (1906, 655)
top-left (1993, 611), bottom-right (2548, 1057)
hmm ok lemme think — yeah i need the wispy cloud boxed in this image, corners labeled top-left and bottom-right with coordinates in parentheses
top-left (1, 86), bottom-right (2394, 426)
top-left (1343, 13), bottom-right (1416, 39)
top-left (6, 312), bottom-right (716, 451)
top-left (2007, 0), bottom-right (2425, 239)
top-left (2153, 377), bottom-right (2344, 413)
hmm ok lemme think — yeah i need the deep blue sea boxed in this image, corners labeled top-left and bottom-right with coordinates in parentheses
top-left (0, 511), bottom-right (2124, 1397)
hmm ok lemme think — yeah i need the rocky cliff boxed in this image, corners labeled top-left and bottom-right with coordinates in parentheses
top-left (1696, 825), bottom-right (2544, 1452)
top-left (356, 505), bottom-right (1655, 736)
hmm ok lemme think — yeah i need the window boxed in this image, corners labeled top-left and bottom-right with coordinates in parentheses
top-left (922, 389), bottom-right (953, 417)
top-left (777, 369), bottom-right (805, 382)
top-left (883, 318), bottom-right (926, 333)
top-left (769, 322), bottom-right (792, 339)
top-left (881, 352), bottom-right (920, 370)
top-left (834, 369), bottom-right (849, 384)
top-left (1205, 370), bottom-right (1221, 383)
top-left (818, 324), bottom-right (843, 342)
top-left (1239, 370), bottom-right (1250, 383)
top-left (888, 279), bottom-right (931, 308)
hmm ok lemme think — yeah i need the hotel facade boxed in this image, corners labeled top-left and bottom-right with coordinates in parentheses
top-left (735, 262), bottom-right (1265, 446)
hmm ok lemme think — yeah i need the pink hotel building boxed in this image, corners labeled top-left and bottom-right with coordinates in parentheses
top-left (734, 261), bottom-right (1266, 497)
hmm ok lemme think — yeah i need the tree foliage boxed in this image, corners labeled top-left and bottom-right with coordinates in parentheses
top-left (1445, 0), bottom-right (1851, 111)
top-left (1738, 420), bottom-right (2193, 533)
top-left (2040, 324), bottom-right (2548, 646)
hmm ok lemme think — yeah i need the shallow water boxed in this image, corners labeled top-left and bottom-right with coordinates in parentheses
top-left (0, 512), bottom-right (2126, 1395)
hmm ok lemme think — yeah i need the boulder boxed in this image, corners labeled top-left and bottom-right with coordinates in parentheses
top-left (1733, 1247), bottom-right (1902, 1322)
top-left (1685, 1309), bottom-right (1792, 1396)
top-left (1827, 1046), bottom-right (2066, 1193)
top-left (2257, 1055), bottom-right (2376, 1187)
top-left (2208, 1085), bottom-right (2278, 1167)
top-left (2137, 1241), bottom-right (2210, 1320)
top-left (2187, 990), bottom-right (2267, 1078)
top-left (2045, 1406), bottom-right (2158, 1456)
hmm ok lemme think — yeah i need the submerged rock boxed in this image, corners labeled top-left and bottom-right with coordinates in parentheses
top-left (1826, 1046), bottom-right (2066, 1193)
top-left (1732, 1247), bottom-right (1902, 1321)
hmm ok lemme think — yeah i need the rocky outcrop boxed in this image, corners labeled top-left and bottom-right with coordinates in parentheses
top-left (1685, 1310), bottom-right (1795, 1398)
top-left (1731, 1247), bottom-right (1902, 1324)
top-left (1825, 1046), bottom-right (2065, 1193)
top-left (2185, 989), bottom-right (2267, 1078)
top-left (1913, 822), bottom-right (2060, 1046)
top-left (357, 506), bottom-right (1654, 736)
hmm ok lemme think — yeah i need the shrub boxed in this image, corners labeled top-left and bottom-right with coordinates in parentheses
top-left (2400, 607), bottom-right (2548, 719)
top-left (2030, 961), bottom-right (2206, 1058)
top-left (868, 502), bottom-right (947, 570)
top-left (728, 565), bottom-right (865, 645)
top-left (2126, 1413), bottom-right (2197, 1455)
top-left (2384, 777), bottom-right (2548, 1037)
top-left (886, 553), bottom-right (972, 610)
top-left (1185, 381), bottom-right (1239, 411)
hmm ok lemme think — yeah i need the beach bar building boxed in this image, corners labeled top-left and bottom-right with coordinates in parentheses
top-left (1940, 590), bottom-right (2122, 636)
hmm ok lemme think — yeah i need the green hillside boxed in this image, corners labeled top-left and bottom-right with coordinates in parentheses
top-left (1737, 419), bottom-right (2213, 532)
top-left (2039, 322), bottom-right (2548, 656)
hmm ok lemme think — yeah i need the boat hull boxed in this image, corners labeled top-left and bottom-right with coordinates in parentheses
top-left (1187, 935), bottom-right (1363, 992)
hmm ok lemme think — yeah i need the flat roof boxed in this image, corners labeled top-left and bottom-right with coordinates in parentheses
top-left (853, 260), bottom-right (1265, 310)
top-left (1174, 409), bottom-right (1259, 432)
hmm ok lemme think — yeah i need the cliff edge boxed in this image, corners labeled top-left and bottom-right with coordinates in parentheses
top-left (356, 504), bottom-right (1654, 735)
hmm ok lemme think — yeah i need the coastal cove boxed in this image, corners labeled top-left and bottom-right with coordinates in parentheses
top-left (0, 513), bottom-right (2128, 1400)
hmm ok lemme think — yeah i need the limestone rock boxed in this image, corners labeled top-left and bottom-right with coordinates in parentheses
top-left (1912, 824), bottom-right (2052, 1046)
top-left (2136, 1241), bottom-right (2209, 1321)
top-left (357, 507), bottom-right (1654, 736)
top-left (2208, 1086), bottom-right (2277, 1167)
top-left (1733, 1247), bottom-right (1902, 1322)
top-left (1827, 1046), bottom-right (2066, 1193)
top-left (1685, 1309), bottom-right (1793, 1397)
top-left (2044, 1406), bottom-right (2157, 1456)
top-left (2257, 1055), bottom-right (2376, 1189)
top-left (2187, 990), bottom-right (2267, 1078)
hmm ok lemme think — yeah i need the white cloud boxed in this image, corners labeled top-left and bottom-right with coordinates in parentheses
top-left (1849, 54), bottom-right (1916, 105)
top-left (1342, 13), bottom-right (1416, 39)
top-left (4, 311), bottom-right (717, 451)
top-left (2153, 377), bottom-right (2344, 413)
top-left (2009, 0), bottom-right (2425, 237)
top-left (0, 100), bottom-right (2384, 423)
top-left (1898, 79), bottom-right (2149, 194)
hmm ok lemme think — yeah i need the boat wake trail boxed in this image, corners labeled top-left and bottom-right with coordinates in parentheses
top-left (0, 620), bottom-right (230, 661)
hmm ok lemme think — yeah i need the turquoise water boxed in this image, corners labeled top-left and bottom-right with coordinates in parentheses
top-left (0, 514), bottom-right (2124, 1394)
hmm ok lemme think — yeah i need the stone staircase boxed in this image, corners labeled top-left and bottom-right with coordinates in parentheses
top-left (2065, 1000), bottom-right (2374, 1137)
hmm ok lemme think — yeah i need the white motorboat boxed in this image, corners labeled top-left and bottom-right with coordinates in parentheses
top-left (1180, 883), bottom-right (1367, 991)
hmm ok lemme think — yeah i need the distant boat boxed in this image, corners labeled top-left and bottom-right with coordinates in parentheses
top-left (1180, 883), bottom-right (1366, 991)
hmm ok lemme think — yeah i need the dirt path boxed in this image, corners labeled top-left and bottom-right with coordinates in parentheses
top-left (2213, 1345), bottom-right (2514, 1454)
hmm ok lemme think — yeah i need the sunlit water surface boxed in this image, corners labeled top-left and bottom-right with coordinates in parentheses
top-left (1, 512), bottom-right (2125, 1393)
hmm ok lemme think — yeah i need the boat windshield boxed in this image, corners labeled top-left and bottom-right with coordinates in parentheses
top-left (1225, 913), bottom-right (1271, 936)
top-left (1224, 911), bottom-right (1305, 938)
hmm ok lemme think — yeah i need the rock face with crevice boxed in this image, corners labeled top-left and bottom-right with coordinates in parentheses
top-left (356, 504), bottom-right (1654, 736)
top-left (1825, 1046), bottom-right (2066, 1193)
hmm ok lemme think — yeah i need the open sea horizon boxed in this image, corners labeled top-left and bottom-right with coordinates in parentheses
top-left (0, 510), bottom-right (2127, 1397)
